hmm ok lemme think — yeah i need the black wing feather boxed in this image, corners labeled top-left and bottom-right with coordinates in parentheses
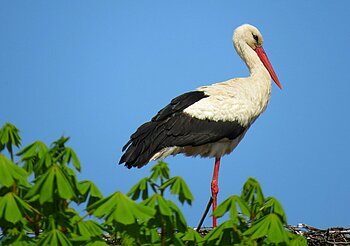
top-left (119, 91), bottom-right (246, 168)
top-left (152, 91), bottom-right (208, 121)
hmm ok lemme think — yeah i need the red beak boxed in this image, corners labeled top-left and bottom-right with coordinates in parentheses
top-left (255, 46), bottom-right (282, 90)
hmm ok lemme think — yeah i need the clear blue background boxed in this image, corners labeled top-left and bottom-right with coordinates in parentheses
top-left (1, 1), bottom-right (349, 228)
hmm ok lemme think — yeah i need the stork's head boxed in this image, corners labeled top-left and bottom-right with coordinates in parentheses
top-left (233, 24), bottom-right (263, 50)
top-left (233, 24), bottom-right (282, 90)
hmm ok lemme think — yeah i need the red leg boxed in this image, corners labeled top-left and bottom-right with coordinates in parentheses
top-left (211, 157), bottom-right (221, 227)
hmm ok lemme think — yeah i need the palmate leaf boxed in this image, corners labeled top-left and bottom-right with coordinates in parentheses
top-left (241, 177), bottom-right (265, 206)
top-left (243, 213), bottom-right (290, 244)
top-left (88, 191), bottom-right (155, 225)
top-left (142, 194), bottom-right (188, 231)
top-left (127, 177), bottom-right (149, 201)
top-left (204, 220), bottom-right (242, 245)
top-left (37, 228), bottom-right (73, 246)
top-left (36, 149), bottom-right (60, 173)
top-left (0, 192), bottom-right (38, 223)
top-left (17, 141), bottom-right (49, 161)
top-left (50, 136), bottom-right (70, 156)
top-left (61, 209), bottom-right (99, 243)
top-left (78, 180), bottom-right (103, 206)
top-left (0, 193), bottom-right (23, 223)
top-left (180, 228), bottom-right (203, 245)
top-left (75, 220), bottom-right (104, 237)
top-left (289, 233), bottom-right (308, 246)
top-left (0, 154), bottom-right (30, 188)
top-left (25, 167), bottom-right (54, 203)
top-left (63, 147), bottom-right (81, 171)
top-left (25, 164), bottom-right (77, 203)
top-left (157, 195), bottom-right (173, 216)
top-left (18, 141), bottom-right (53, 176)
top-left (212, 195), bottom-right (250, 223)
top-left (0, 123), bottom-right (21, 154)
top-left (56, 166), bottom-right (77, 200)
top-left (16, 141), bottom-right (49, 174)
top-left (142, 193), bottom-right (157, 208)
top-left (142, 194), bottom-right (172, 216)
top-left (150, 161), bottom-right (170, 181)
top-left (160, 176), bottom-right (193, 205)
top-left (166, 199), bottom-right (188, 231)
top-left (262, 197), bottom-right (288, 224)
top-left (17, 137), bottom-right (80, 175)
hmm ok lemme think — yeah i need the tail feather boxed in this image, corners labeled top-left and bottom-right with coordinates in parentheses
top-left (119, 121), bottom-right (164, 168)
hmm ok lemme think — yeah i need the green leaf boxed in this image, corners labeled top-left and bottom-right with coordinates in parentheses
top-left (180, 228), bottom-right (203, 244)
top-left (75, 220), bottom-right (104, 237)
top-left (157, 195), bottom-right (173, 216)
top-left (142, 194), bottom-right (187, 230)
top-left (142, 195), bottom-right (187, 233)
top-left (241, 177), bottom-right (265, 206)
top-left (17, 141), bottom-right (49, 174)
top-left (289, 233), bottom-right (308, 246)
top-left (150, 161), bottom-right (170, 181)
top-left (0, 154), bottom-right (29, 188)
top-left (166, 199), bottom-right (188, 231)
top-left (142, 193), bottom-right (158, 208)
top-left (127, 177), bottom-right (149, 201)
top-left (78, 180), bottom-right (103, 206)
top-left (241, 177), bottom-right (266, 222)
top-left (160, 176), bottom-right (193, 205)
top-left (263, 197), bottom-right (288, 224)
top-left (51, 136), bottom-right (70, 150)
top-left (204, 220), bottom-right (242, 245)
top-left (148, 228), bottom-right (161, 244)
top-left (37, 151), bottom-right (54, 169)
top-left (0, 192), bottom-right (37, 223)
top-left (49, 136), bottom-right (71, 165)
top-left (213, 195), bottom-right (250, 223)
top-left (26, 166), bottom-right (55, 203)
top-left (26, 165), bottom-right (77, 203)
top-left (0, 123), bottom-right (21, 155)
top-left (17, 141), bottom-right (48, 160)
top-left (37, 228), bottom-right (73, 246)
top-left (63, 147), bottom-right (81, 171)
top-left (0, 192), bottom-right (22, 223)
top-left (88, 191), bottom-right (155, 225)
top-left (55, 166), bottom-right (77, 200)
top-left (13, 192), bottom-right (40, 214)
top-left (243, 213), bottom-right (290, 244)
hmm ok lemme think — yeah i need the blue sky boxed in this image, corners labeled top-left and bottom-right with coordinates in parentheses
top-left (1, 1), bottom-right (350, 228)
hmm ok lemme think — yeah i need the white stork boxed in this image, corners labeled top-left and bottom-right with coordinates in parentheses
top-left (119, 24), bottom-right (282, 227)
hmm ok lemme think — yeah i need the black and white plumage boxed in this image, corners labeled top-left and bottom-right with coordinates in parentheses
top-left (120, 24), bottom-right (281, 169)
top-left (119, 24), bottom-right (282, 227)
top-left (120, 90), bottom-right (247, 168)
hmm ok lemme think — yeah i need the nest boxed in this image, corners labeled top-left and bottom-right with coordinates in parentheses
top-left (104, 224), bottom-right (350, 245)
top-left (287, 224), bottom-right (350, 245)
top-left (196, 224), bottom-right (350, 245)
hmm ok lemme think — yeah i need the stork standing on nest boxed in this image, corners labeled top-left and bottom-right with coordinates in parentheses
top-left (119, 24), bottom-right (282, 227)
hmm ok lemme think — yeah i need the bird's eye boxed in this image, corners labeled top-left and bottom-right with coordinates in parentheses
top-left (252, 34), bottom-right (259, 43)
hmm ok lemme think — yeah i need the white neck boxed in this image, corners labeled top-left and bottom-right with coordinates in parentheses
top-left (234, 39), bottom-right (271, 81)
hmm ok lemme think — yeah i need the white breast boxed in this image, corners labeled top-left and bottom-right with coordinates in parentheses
top-left (183, 77), bottom-right (272, 127)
